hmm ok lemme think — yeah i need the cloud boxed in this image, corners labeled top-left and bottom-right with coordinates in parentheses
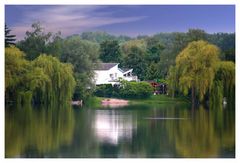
top-left (9, 5), bottom-right (147, 40)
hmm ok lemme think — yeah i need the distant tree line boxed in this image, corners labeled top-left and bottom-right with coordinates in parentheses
top-left (96, 29), bottom-right (234, 81)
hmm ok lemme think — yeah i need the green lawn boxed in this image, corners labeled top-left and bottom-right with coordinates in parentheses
top-left (91, 94), bottom-right (190, 107)
top-left (129, 94), bottom-right (190, 105)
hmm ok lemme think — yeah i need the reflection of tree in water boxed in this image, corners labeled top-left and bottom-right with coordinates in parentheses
top-left (166, 105), bottom-right (235, 157)
top-left (5, 104), bottom-right (75, 157)
top-left (5, 103), bottom-right (234, 158)
top-left (210, 105), bottom-right (235, 155)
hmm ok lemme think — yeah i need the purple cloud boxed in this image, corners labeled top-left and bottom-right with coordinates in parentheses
top-left (8, 6), bottom-right (147, 40)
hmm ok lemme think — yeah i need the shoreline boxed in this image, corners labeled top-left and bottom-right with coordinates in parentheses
top-left (92, 95), bottom-right (190, 108)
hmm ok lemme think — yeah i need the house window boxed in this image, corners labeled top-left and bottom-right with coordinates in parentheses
top-left (115, 73), bottom-right (117, 78)
top-left (110, 74), bottom-right (114, 80)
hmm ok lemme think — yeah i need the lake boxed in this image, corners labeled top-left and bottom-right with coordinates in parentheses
top-left (5, 102), bottom-right (235, 158)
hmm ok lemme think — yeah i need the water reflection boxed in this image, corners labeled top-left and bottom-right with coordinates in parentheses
top-left (93, 110), bottom-right (137, 145)
top-left (5, 104), bottom-right (75, 158)
top-left (165, 105), bottom-right (235, 157)
top-left (5, 103), bottom-right (235, 158)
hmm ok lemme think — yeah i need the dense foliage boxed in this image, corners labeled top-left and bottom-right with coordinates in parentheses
top-left (5, 46), bottom-right (76, 105)
top-left (99, 40), bottom-right (122, 63)
top-left (210, 61), bottom-right (235, 108)
top-left (80, 31), bottom-right (131, 43)
top-left (61, 36), bottom-right (99, 100)
top-left (175, 40), bottom-right (220, 102)
top-left (17, 23), bottom-right (63, 60)
top-left (70, 29), bottom-right (235, 82)
top-left (122, 46), bottom-right (147, 80)
top-left (94, 81), bottom-right (153, 99)
top-left (167, 40), bottom-right (235, 106)
top-left (120, 81), bottom-right (153, 99)
top-left (17, 23), bottom-right (99, 100)
top-left (94, 84), bottom-right (119, 98)
top-left (9, 22), bottom-right (235, 103)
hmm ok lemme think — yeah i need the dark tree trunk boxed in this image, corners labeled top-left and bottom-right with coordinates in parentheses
top-left (191, 85), bottom-right (196, 109)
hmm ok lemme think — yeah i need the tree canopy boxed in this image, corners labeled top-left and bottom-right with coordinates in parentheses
top-left (5, 46), bottom-right (76, 105)
top-left (17, 22), bottom-right (62, 60)
top-left (7, 23), bottom-right (235, 104)
top-left (210, 61), bottom-right (235, 108)
top-left (16, 23), bottom-right (100, 100)
top-left (61, 36), bottom-right (100, 100)
top-left (99, 40), bottom-right (122, 63)
top-left (167, 40), bottom-right (235, 107)
top-left (172, 40), bottom-right (220, 103)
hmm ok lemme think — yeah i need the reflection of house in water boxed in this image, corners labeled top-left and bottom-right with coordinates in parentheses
top-left (93, 110), bottom-right (137, 145)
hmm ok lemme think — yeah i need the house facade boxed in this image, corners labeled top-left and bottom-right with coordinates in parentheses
top-left (94, 63), bottom-right (138, 85)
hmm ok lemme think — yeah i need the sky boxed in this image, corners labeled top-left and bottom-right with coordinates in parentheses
top-left (5, 5), bottom-right (235, 40)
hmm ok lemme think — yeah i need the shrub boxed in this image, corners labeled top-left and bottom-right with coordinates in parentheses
top-left (94, 84), bottom-right (117, 97)
top-left (120, 81), bottom-right (153, 99)
top-left (94, 81), bottom-right (153, 99)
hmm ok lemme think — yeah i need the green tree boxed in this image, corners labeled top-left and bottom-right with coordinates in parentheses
top-left (122, 46), bottom-right (147, 80)
top-left (32, 55), bottom-right (76, 104)
top-left (187, 28), bottom-right (207, 42)
top-left (167, 66), bottom-right (178, 98)
top-left (17, 22), bottom-right (62, 60)
top-left (145, 62), bottom-right (159, 80)
top-left (5, 25), bottom-right (16, 47)
top-left (174, 40), bottom-right (220, 104)
top-left (157, 32), bottom-right (188, 78)
top-left (145, 37), bottom-right (164, 63)
top-left (5, 46), bottom-right (76, 104)
top-left (121, 39), bottom-right (147, 56)
top-left (5, 46), bottom-right (30, 102)
top-left (210, 61), bottom-right (235, 108)
top-left (99, 40), bottom-right (122, 63)
top-left (46, 32), bottom-right (63, 58)
top-left (17, 22), bottom-right (51, 60)
top-left (224, 48), bottom-right (235, 62)
top-left (61, 36), bottom-right (99, 100)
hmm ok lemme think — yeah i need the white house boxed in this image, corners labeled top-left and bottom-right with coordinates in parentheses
top-left (93, 63), bottom-right (138, 85)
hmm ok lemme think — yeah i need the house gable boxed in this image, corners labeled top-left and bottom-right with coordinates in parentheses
top-left (94, 63), bottom-right (138, 85)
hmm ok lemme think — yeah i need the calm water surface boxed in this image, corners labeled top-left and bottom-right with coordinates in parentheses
top-left (5, 103), bottom-right (235, 158)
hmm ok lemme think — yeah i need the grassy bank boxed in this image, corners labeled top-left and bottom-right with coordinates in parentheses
top-left (91, 95), bottom-right (190, 107)
top-left (129, 95), bottom-right (191, 105)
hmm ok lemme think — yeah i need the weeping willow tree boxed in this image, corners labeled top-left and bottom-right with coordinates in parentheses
top-left (210, 61), bottom-right (235, 108)
top-left (5, 46), bottom-right (32, 103)
top-left (167, 66), bottom-right (178, 98)
top-left (171, 40), bottom-right (220, 104)
top-left (167, 40), bottom-right (235, 108)
top-left (32, 55), bottom-right (76, 104)
top-left (5, 46), bottom-right (76, 105)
